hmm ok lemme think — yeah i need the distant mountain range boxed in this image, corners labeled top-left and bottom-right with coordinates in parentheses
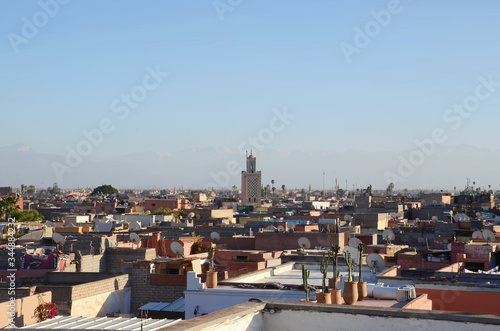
top-left (0, 143), bottom-right (497, 191)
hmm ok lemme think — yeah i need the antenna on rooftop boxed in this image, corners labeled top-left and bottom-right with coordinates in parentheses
top-left (130, 233), bottom-right (140, 249)
top-left (344, 246), bottom-right (360, 266)
top-left (210, 231), bottom-right (220, 243)
top-left (366, 253), bottom-right (386, 273)
top-left (170, 242), bottom-right (184, 257)
top-left (52, 233), bottom-right (66, 251)
top-left (298, 237), bottom-right (311, 251)
top-left (129, 222), bottom-right (141, 231)
top-left (348, 238), bottom-right (363, 248)
top-left (472, 231), bottom-right (483, 239)
top-left (483, 230), bottom-right (495, 244)
top-left (382, 229), bottom-right (395, 245)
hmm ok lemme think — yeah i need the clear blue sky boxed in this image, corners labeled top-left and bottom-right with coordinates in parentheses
top-left (1, 0), bottom-right (499, 190)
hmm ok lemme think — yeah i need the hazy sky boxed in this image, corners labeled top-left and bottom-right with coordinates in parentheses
top-left (1, 0), bottom-right (499, 190)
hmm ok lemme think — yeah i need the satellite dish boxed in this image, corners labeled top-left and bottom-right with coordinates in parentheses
top-left (210, 231), bottom-right (220, 242)
top-left (432, 216), bottom-right (438, 221)
top-left (439, 202), bottom-right (445, 206)
top-left (146, 210), bottom-right (151, 215)
top-left (170, 242), bottom-right (184, 256)
top-left (396, 213), bottom-right (402, 218)
top-left (421, 199), bottom-right (426, 204)
top-left (52, 233), bottom-right (66, 246)
top-left (483, 230), bottom-right (495, 243)
top-left (287, 221), bottom-right (296, 230)
top-left (277, 225), bottom-right (285, 232)
top-left (129, 233), bottom-right (140, 246)
top-left (298, 237), bottom-right (311, 250)
top-left (417, 237), bottom-right (425, 244)
top-left (46, 221), bottom-right (55, 228)
top-left (366, 253), bottom-right (386, 273)
top-left (472, 231), bottom-right (483, 239)
top-left (432, 200), bottom-right (438, 205)
top-left (344, 215), bottom-right (353, 222)
top-left (343, 246), bottom-right (360, 265)
top-left (348, 237), bottom-right (363, 248)
top-left (476, 212), bottom-right (481, 217)
top-left (447, 243), bottom-right (452, 250)
top-left (415, 218), bottom-right (420, 222)
top-left (188, 212), bottom-right (195, 219)
top-left (129, 222), bottom-right (141, 231)
top-left (382, 229), bottom-right (395, 244)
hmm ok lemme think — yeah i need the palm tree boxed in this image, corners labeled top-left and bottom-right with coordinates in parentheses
top-left (0, 195), bottom-right (21, 220)
top-left (281, 184), bottom-right (286, 194)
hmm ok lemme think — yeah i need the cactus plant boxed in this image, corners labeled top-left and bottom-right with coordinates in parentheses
top-left (357, 243), bottom-right (365, 282)
top-left (302, 264), bottom-right (311, 301)
top-left (320, 252), bottom-right (331, 294)
top-left (331, 244), bottom-right (340, 290)
top-left (208, 245), bottom-right (216, 272)
top-left (344, 250), bottom-right (353, 282)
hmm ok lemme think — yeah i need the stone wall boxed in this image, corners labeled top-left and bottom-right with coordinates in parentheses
top-left (105, 248), bottom-right (156, 273)
top-left (130, 263), bottom-right (185, 313)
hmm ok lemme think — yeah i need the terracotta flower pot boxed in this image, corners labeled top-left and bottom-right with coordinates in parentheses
top-left (343, 281), bottom-right (358, 305)
top-left (300, 299), bottom-right (317, 303)
top-left (328, 289), bottom-right (342, 304)
top-left (316, 292), bottom-right (332, 304)
top-left (328, 277), bottom-right (340, 290)
top-left (206, 271), bottom-right (218, 288)
top-left (357, 281), bottom-right (367, 301)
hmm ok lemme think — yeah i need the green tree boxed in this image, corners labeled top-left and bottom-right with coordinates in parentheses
top-left (26, 185), bottom-right (36, 196)
top-left (281, 184), bottom-right (286, 193)
top-left (11, 209), bottom-right (43, 222)
top-left (47, 183), bottom-right (61, 195)
top-left (0, 196), bottom-right (21, 220)
top-left (386, 182), bottom-right (395, 196)
top-left (90, 185), bottom-right (118, 196)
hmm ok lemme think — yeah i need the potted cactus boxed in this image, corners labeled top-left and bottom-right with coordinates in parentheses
top-left (357, 243), bottom-right (367, 301)
top-left (343, 250), bottom-right (358, 305)
top-left (300, 265), bottom-right (317, 303)
top-left (316, 252), bottom-right (332, 304)
top-left (206, 246), bottom-right (218, 288)
top-left (328, 245), bottom-right (342, 304)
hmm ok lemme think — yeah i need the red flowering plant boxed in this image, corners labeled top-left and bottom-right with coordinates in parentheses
top-left (33, 294), bottom-right (58, 322)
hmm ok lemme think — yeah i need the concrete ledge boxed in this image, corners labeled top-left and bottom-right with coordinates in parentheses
top-left (220, 261), bottom-right (295, 284)
top-left (263, 301), bottom-right (500, 325)
top-left (165, 301), bottom-right (266, 330)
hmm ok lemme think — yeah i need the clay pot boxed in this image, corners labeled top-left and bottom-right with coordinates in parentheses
top-left (343, 281), bottom-right (358, 305)
top-left (357, 281), bottom-right (367, 301)
top-left (300, 299), bottom-right (317, 303)
top-left (206, 271), bottom-right (218, 288)
top-left (316, 292), bottom-right (332, 304)
top-left (328, 289), bottom-right (342, 304)
top-left (328, 277), bottom-right (340, 290)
